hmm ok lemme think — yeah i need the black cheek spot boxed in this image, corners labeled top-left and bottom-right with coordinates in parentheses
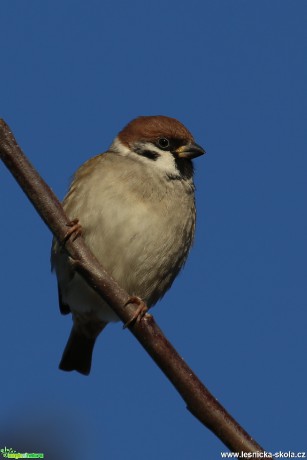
top-left (142, 150), bottom-right (159, 160)
top-left (134, 146), bottom-right (160, 160)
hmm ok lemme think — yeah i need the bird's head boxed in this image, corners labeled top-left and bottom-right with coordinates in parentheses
top-left (110, 115), bottom-right (205, 179)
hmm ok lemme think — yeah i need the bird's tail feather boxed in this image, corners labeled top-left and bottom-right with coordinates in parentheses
top-left (59, 324), bottom-right (104, 375)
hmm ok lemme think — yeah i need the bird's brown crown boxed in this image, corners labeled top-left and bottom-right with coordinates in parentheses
top-left (118, 115), bottom-right (194, 147)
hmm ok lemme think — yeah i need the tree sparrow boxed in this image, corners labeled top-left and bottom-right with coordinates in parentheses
top-left (51, 115), bottom-right (205, 375)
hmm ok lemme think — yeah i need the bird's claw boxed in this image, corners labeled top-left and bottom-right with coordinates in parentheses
top-left (123, 296), bottom-right (148, 328)
top-left (62, 219), bottom-right (83, 244)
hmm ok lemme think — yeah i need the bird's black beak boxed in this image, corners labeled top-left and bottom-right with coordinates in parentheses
top-left (175, 143), bottom-right (206, 159)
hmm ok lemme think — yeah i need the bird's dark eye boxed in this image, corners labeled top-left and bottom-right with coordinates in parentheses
top-left (157, 138), bottom-right (170, 149)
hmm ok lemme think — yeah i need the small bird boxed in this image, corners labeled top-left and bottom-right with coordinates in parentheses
top-left (51, 115), bottom-right (205, 375)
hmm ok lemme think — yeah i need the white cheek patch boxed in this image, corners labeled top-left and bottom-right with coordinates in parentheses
top-left (109, 138), bottom-right (180, 178)
top-left (139, 142), bottom-right (178, 175)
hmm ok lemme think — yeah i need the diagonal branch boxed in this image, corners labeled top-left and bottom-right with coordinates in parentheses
top-left (0, 119), bottom-right (268, 456)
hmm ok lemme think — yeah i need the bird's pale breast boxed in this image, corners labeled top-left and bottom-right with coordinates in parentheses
top-left (53, 153), bottom-right (196, 322)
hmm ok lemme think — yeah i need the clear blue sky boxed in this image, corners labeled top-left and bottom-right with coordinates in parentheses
top-left (0, 1), bottom-right (306, 458)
